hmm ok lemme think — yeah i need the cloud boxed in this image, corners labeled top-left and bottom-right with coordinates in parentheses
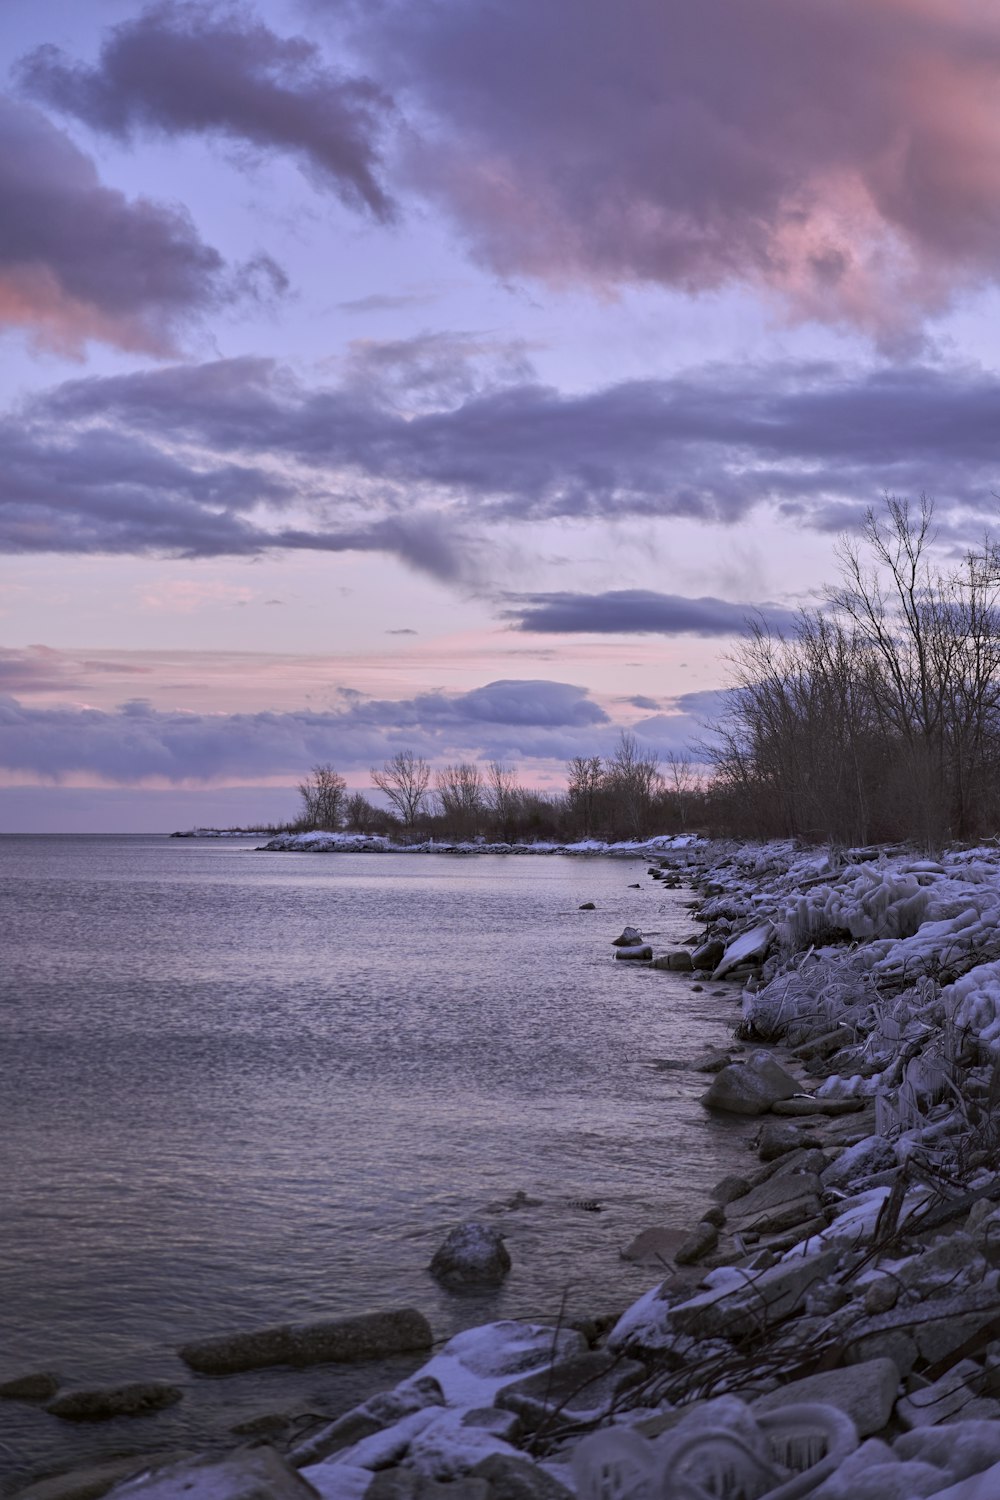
top-left (346, 0), bottom-right (1000, 336)
top-left (503, 590), bottom-right (800, 636)
top-left (0, 95), bottom-right (272, 354)
top-left (339, 292), bottom-right (437, 313)
top-left (0, 646), bottom-right (153, 695)
top-left (0, 678), bottom-right (630, 784)
top-left (7, 349), bottom-right (1000, 571)
top-left (18, 1), bottom-right (396, 220)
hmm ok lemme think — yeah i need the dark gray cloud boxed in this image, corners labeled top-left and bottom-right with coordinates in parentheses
top-left (18, 2), bottom-right (395, 220)
top-left (0, 678), bottom-right (632, 783)
top-left (345, 0), bottom-right (1000, 335)
top-left (7, 349), bottom-right (1000, 570)
top-left (503, 590), bottom-right (799, 637)
top-left (0, 95), bottom-right (280, 353)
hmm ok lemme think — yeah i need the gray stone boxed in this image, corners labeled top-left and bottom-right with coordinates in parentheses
top-left (691, 940), bottom-right (725, 970)
top-left (762, 1147), bottom-right (830, 1182)
top-left (366, 1475), bottom-right (489, 1500)
top-left (673, 1221), bottom-right (719, 1265)
top-left (897, 1361), bottom-right (998, 1429)
top-left (14, 1455), bottom-right (192, 1500)
top-left (757, 1121), bottom-right (823, 1161)
top-left (727, 1171), bottom-right (822, 1221)
top-left (621, 1226), bottom-right (689, 1265)
top-left (0, 1370), bottom-right (60, 1401)
top-left (820, 1136), bottom-right (896, 1191)
top-left (701, 1052), bottom-right (799, 1116)
top-left (47, 1383), bottom-right (183, 1422)
top-left (752, 1356), bottom-right (898, 1437)
top-left (895, 1233), bottom-right (985, 1297)
top-left (611, 927), bottom-right (644, 946)
top-left (709, 1175), bottom-right (751, 1205)
top-left (430, 1223), bottom-right (511, 1289)
top-left (578, 902), bottom-right (595, 910)
top-left (496, 1351), bottom-right (645, 1429)
top-left (614, 944), bottom-right (652, 961)
top-left (691, 1048), bottom-right (734, 1073)
top-left (470, 1453), bottom-right (574, 1498)
top-left (667, 1250), bottom-right (837, 1339)
top-left (460, 1407), bottom-right (520, 1439)
top-left (650, 950), bottom-right (693, 971)
top-left (179, 1308), bottom-right (433, 1374)
top-left (106, 1449), bottom-right (318, 1499)
top-left (289, 1377), bottom-right (444, 1466)
top-left (864, 1278), bottom-right (900, 1315)
top-left (846, 1330), bottom-right (918, 1378)
top-left (770, 1096), bottom-right (864, 1117)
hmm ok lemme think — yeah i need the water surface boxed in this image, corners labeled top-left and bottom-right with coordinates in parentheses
top-left (0, 837), bottom-right (752, 1485)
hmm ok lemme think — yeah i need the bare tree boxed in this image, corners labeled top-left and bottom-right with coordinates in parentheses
top-left (485, 761), bottom-right (521, 841)
top-left (605, 731), bottom-right (661, 838)
top-left (370, 750), bottom-right (431, 829)
top-left (298, 763), bottom-right (347, 829)
top-left (435, 762), bottom-right (484, 838)
top-left (344, 791), bottom-right (384, 833)
top-left (567, 755), bottom-right (604, 836)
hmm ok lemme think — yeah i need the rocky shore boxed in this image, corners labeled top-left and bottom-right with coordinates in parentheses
top-left (11, 838), bottom-right (1000, 1498)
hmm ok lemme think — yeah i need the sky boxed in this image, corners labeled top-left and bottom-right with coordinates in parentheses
top-left (4, 0), bottom-right (1000, 831)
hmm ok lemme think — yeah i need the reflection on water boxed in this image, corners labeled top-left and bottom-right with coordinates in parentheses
top-left (0, 837), bottom-right (752, 1484)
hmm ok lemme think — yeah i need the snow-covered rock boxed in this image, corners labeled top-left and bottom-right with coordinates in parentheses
top-left (429, 1223), bottom-right (511, 1289)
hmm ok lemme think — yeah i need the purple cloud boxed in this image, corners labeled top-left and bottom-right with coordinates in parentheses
top-left (0, 95), bottom-right (282, 354)
top-left (0, 679), bottom-right (630, 784)
top-left (2, 351), bottom-right (996, 572)
top-left (504, 591), bottom-right (799, 636)
top-left (19, 2), bottom-right (396, 220)
top-left (347, 0), bottom-right (1000, 335)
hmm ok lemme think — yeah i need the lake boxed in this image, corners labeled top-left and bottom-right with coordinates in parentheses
top-left (0, 836), bottom-right (753, 1485)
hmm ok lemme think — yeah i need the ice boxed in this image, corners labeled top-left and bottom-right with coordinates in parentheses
top-left (407, 1320), bottom-right (587, 1407)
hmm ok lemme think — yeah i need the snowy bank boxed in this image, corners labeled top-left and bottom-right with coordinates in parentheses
top-left (257, 830), bottom-right (704, 856)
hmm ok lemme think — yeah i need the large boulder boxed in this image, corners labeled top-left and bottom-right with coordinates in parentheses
top-left (0, 1371), bottom-right (59, 1401)
top-left (179, 1308), bottom-right (432, 1374)
top-left (701, 1051), bottom-right (799, 1116)
top-left (47, 1383), bottom-right (182, 1422)
top-left (611, 927), bottom-right (644, 946)
top-left (752, 1357), bottom-right (898, 1438)
top-left (650, 951), bottom-right (694, 971)
top-left (107, 1448), bottom-right (319, 1499)
top-left (615, 945), bottom-right (653, 961)
top-left (430, 1223), bottom-right (511, 1289)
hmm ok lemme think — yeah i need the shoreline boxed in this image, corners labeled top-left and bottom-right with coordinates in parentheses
top-left (12, 838), bottom-right (1000, 1496)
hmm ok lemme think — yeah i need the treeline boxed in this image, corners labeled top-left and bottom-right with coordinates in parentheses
top-left (296, 737), bottom-right (705, 843)
top-left (296, 499), bottom-right (1000, 850)
top-left (710, 498), bottom-right (1000, 847)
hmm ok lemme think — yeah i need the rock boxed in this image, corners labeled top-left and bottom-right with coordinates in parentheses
top-left (611, 927), bottom-right (644, 946)
top-left (895, 1234), bottom-right (985, 1297)
top-left (230, 1413), bottom-right (292, 1438)
top-left (895, 1422), bottom-right (1000, 1489)
top-left (821, 1140), bottom-right (899, 1188)
top-left (752, 1356), bottom-right (898, 1438)
top-left (724, 1169), bottom-right (822, 1232)
top-left (496, 1350), bottom-right (645, 1429)
top-left (179, 1308), bottom-right (433, 1374)
top-left (701, 1204), bottom-right (725, 1228)
top-left (106, 1448), bottom-right (320, 1498)
top-left (846, 1330), bottom-right (918, 1378)
top-left (665, 1249), bottom-right (837, 1340)
top-left (691, 1048), bottom-right (733, 1072)
top-left (614, 944), bottom-right (653, 961)
top-left (701, 1051), bottom-right (799, 1115)
top-left (759, 1147), bottom-right (830, 1183)
top-left (366, 1474), bottom-right (489, 1500)
top-left (14, 1455), bottom-right (193, 1500)
top-left (865, 1278), bottom-right (901, 1315)
top-left (771, 1096), bottom-right (865, 1116)
top-left (289, 1377), bottom-right (444, 1466)
top-left (470, 1453), bottom-right (574, 1498)
top-left (897, 1361), bottom-right (1000, 1429)
top-left (0, 1370), bottom-right (60, 1401)
top-left (710, 1175), bottom-right (751, 1205)
top-left (673, 1221), bottom-right (719, 1265)
top-left (650, 950), bottom-right (693, 971)
top-left (47, 1383), bottom-right (183, 1422)
top-left (430, 1223), bottom-right (511, 1289)
top-left (712, 923), bottom-right (774, 978)
top-left (578, 902), bottom-right (595, 910)
top-left (691, 939), bottom-right (725, 970)
top-left (757, 1120), bottom-right (822, 1160)
top-left (621, 1227), bottom-right (690, 1265)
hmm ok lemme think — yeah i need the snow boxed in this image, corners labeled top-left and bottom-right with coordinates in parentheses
top-left (259, 831), bottom-right (705, 856)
